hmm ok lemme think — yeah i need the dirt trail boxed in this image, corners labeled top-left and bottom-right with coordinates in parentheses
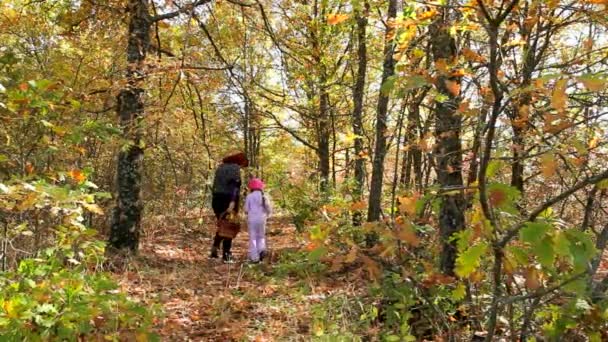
top-left (115, 216), bottom-right (315, 341)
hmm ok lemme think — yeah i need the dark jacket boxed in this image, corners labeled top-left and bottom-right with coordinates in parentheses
top-left (212, 163), bottom-right (241, 199)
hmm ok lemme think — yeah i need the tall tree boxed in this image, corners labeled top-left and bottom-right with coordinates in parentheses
top-left (430, 7), bottom-right (465, 275)
top-left (367, 0), bottom-right (398, 222)
top-left (109, 0), bottom-right (209, 253)
top-left (351, 0), bottom-right (369, 225)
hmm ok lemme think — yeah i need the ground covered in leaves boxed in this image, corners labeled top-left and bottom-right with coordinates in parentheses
top-left (114, 214), bottom-right (368, 341)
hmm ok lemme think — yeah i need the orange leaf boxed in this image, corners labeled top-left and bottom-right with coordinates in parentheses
top-left (418, 9), bottom-right (438, 20)
top-left (398, 194), bottom-right (419, 216)
top-left (445, 80), bottom-right (461, 96)
top-left (451, 68), bottom-right (467, 77)
top-left (396, 221), bottom-right (420, 247)
top-left (69, 169), bottom-right (86, 183)
top-left (350, 200), bottom-right (367, 211)
top-left (525, 268), bottom-right (541, 290)
top-left (361, 255), bottom-right (381, 280)
top-left (435, 59), bottom-right (448, 74)
top-left (327, 13), bottom-right (349, 25)
top-left (18, 83), bottom-right (28, 91)
top-left (488, 188), bottom-right (506, 207)
top-left (462, 48), bottom-right (486, 63)
top-left (25, 162), bottom-right (34, 175)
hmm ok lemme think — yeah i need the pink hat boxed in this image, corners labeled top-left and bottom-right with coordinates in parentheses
top-left (248, 178), bottom-right (265, 191)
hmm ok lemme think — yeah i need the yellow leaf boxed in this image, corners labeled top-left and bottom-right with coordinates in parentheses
top-left (398, 194), bottom-right (419, 216)
top-left (589, 136), bottom-right (600, 149)
top-left (83, 203), bottom-right (105, 215)
top-left (17, 193), bottom-right (38, 211)
top-left (3, 300), bottom-right (18, 319)
top-left (550, 79), bottom-right (568, 112)
top-left (579, 77), bottom-right (606, 92)
top-left (540, 153), bottom-right (557, 178)
top-left (327, 13), bottom-right (349, 25)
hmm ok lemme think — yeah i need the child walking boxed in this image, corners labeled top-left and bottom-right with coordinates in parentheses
top-left (244, 178), bottom-right (272, 263)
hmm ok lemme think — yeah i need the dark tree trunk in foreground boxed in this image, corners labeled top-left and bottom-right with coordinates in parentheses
top-left (430, 15), bottom-right (465, 276)
top-left (351, 1), bottom-right (368, 225)
top-left (367, 0), bottom-right (397, 222)
top-left (109, 0), bottom-right (151, 253)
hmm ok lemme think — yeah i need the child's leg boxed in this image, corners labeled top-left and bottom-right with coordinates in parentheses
top-left (248, 219), bottom-right (263, 261)
top-left (257, 219), bottom-right (267, 254)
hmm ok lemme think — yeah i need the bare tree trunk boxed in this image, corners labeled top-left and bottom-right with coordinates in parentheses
top-left (367, 0), bottom-right (397, 222)
top-left (351, 1), bottom-right (368, 225)
top-left (430, 14), bottom-right (465, 276)
top-left (108, 0), bottom-right (150, 253)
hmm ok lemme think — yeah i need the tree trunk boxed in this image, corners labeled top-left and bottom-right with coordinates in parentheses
top-left (430, 16), bottom-right (465, 276)
top-left (318, 89), bottom-right (331, 192)
top-left (510, 125), bottom-right (524, 192)
top-left (108, 0), bottom-right (150, 253)
top-left (351, 1), bottom-right (368, 225)
top-left (367, 0), bottom-right (397, 222)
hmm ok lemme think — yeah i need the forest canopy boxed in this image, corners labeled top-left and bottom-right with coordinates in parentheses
top-left (1, 0), bottom-right (608, 340)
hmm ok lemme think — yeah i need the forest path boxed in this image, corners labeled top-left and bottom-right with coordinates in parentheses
top-left (114, 214), bottom-right (337, 341)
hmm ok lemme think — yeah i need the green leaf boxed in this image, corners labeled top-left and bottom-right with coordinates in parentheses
top-left (403, 75), bottom-right (429, 90)
top-left (533, 237), bottom-right (555, 268)
top-left (451, 283), bottom-right (466, 301)
top-left (520, 222), bottom-right (551, 245)
top-left (508, 246), bottom-right (530, 265)
top-left (455, 243), bottom-right (487, 278)
top-left (563, 278), bottom-right (587, 295)
top-left (485, 160), bottom-right (503, 178)
top-left (487, 183), bottom-right (521, 210)
top-left (309, 246), bottom-right (328, 261)
top-left (553, 231), bottom-right (571, 257)
top-left (589, 332), bottom-right (602, 342)
top-left (566, 229), bottom-right (596, 272)
top-left (380, 76), bottom-right (397, 96)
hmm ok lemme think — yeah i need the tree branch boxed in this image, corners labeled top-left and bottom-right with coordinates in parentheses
top-left (499, 168), bottom-right (608, 248)
top-left (149, 0), bottom-right (212, 22)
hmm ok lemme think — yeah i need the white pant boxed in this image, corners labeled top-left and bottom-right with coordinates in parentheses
top-left (248, 218), bottom-right (267, 261)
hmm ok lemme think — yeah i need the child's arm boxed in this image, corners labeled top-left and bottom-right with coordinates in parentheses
top-left (244, 194), bottom-right (251, 214)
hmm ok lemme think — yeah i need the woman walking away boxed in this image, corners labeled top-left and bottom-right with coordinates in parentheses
top-left (245, 178), bottom-right (272, 263)
top-left (210, 152), bottom-right (248, 263)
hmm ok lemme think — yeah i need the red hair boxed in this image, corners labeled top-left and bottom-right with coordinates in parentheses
top-left (222, 152), bottom-right (249, 167)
